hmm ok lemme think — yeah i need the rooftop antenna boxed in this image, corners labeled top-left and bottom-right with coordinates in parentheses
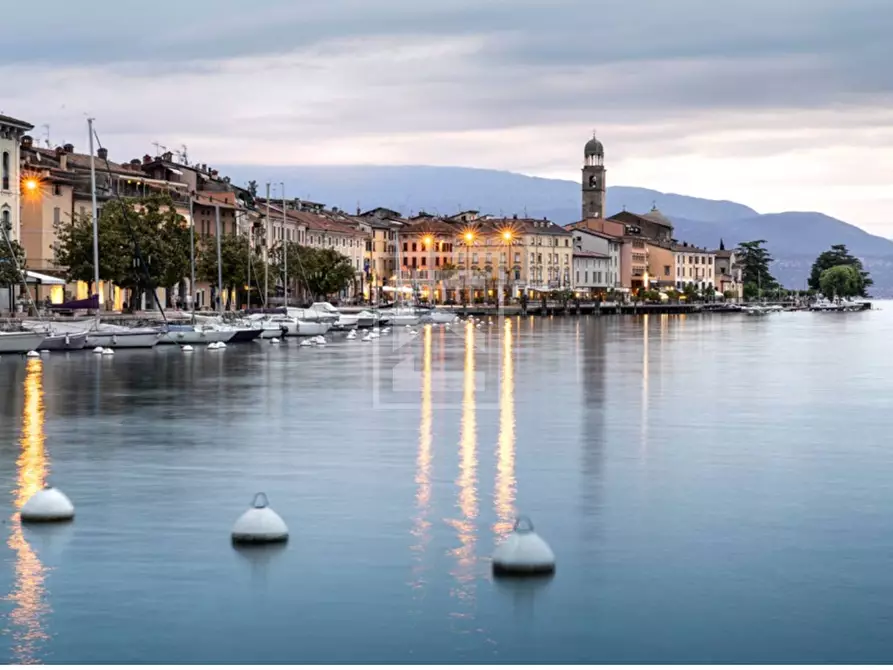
top-left (42, 124), bottom-right (51, 148)
top-left (152, 141), bottom-right (167, 156)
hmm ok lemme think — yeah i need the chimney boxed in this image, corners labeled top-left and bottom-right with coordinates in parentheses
top-left (512, 213), bottom-right (518, 219)
top-left (97, 147), bottom-right (108, 160)
top-left (21, 135), bottom-right (33, 149)
top-left (143, 154), bottom-right (152, 164)
top-left (55, 146), bottom-right (67, 170)
top-left (63, 143), bottom-right (74, 153)
top-left (162, 151), bottom-right (173, 162)
top-left (130, 158), bottom-right (141, 168)
top-left (356, 207), bottom-right (361, 215)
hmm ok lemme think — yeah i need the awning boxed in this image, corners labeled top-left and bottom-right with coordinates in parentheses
top-left (25, 271), bottom-right (65, 285)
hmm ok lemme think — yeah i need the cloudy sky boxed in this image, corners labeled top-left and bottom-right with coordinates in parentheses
top-left (3, 0), bottom-right (892, 232)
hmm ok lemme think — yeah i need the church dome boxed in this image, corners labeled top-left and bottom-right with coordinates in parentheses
top-left (584, 136), bottom-right (604, 157)
top-left (642, 205), bottom-right (672, 228)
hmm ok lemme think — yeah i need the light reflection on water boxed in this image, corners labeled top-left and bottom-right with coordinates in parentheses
top-left (6, 359), bottom-right (51, 665)
top-left (449, 322), bottom-right (479, 613)
top-left (410, 325), bottom-right (433, 594)
top-left (494, 318), bottom-right (516, 537)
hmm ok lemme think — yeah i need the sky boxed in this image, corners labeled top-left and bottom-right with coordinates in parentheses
top-left (3, 0), bottom-right (892, 233)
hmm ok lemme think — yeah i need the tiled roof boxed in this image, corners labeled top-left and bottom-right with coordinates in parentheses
top-left (0, 114), bottom-right (33, 130)
top-left (573, 250), bottom-right (610, 259)
top-left (479, 217), bottom-right (572, 235)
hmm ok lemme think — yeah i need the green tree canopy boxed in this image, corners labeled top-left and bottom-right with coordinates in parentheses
top-left (0, 220), bottom-right (26, 286)
top-left (736, 240), bottom-right (777, 299)
top-left (819, 265), bottom-right (862, 300)
top-left (197, 233), bottom-right (264, 309)
top-left (808, 244), bottom-right (871, 296)
top-left (274, 243), bottom-right (356, 301)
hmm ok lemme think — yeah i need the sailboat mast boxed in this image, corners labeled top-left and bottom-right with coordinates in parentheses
top-left (281, 182), bottom-right (287, 308)
top-left (264, 183), bottom-right (270, 308)
top-left (87, 118), bottom-right (100, 315)
top-left (215, 203), bottom-right (223, 314)
top-left (189, 195), bottom-right (196, 323)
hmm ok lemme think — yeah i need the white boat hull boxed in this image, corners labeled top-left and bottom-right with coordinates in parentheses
top-left (160, 330), bottom-right (236, 345)
top-left (295, 321), bottom-right (331, 336)
top-left (86, 331), bottom-right (162, 348)
top-left (0, 332), bottom-right (47, 354)
top-left (334, 314), bottom-right (360, 329)
top-left (388, 314), bottom-right (420, 326)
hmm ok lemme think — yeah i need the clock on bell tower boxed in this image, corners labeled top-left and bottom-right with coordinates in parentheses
top-left (582, 132), bottom-right (606, 220)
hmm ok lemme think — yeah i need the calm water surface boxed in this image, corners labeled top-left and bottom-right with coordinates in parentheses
top-left (2, 310), bottom-right (893, 663)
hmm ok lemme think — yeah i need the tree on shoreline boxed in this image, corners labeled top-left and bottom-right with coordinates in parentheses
top-left (0, 219), bottom-right (27, 287)
top-left (197, 233), bottom-right (264, 310)
top-left (819, 265), bottom-right (862, 301)
top-left (736, 240), bottom-right (777, 299)
top-left (809, 244), bottom-right (871, 296)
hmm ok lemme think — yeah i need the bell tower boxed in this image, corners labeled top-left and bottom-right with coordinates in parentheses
top-left (581, 132), bottom-right (606, 220)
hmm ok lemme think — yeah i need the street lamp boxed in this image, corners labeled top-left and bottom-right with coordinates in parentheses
top-left (423, 234), bottom-right (434, 303)
top-left (461, 229), bottom-right (475, 307)
top-left (499, 229), bottom-right (514, 306)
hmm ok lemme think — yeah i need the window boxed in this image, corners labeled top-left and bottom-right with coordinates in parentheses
top-left (412, 242), bottom-right (417, 252)
top-left (485, 252), bottom-right (492, 264)
top-left (411, 257), bottom-right (417, 268)
top-left (421, 257), bottom-right (427, 267)
top-left (565, 239), bottom-right (569, 247)
top-left (1, 208), bottom-right (10, 231)
top-left (472, 253), bottom-right (478, 264)
top-left (500, 252), bottom-right (506, 264)
top-left (458, 253), bottom-right (465, 264)
top-left (598, 271), bottom-right (603, 284)
top-left (583, 271), bottom-right (588, 283)
top-left (578, 271), bottom-right (581, 283)
top-left (53, 207), bottom-right (61, 226)
top-left (664, 265), bottom-right (670, 276)
top-left (1, 151), bottom-right (8, 191)
top-left (688, 256), bottom-right (692, 264)
top-left (514, 252), bottom-right (520, 263)
top-left (53, 184), bottom-right (62, 196)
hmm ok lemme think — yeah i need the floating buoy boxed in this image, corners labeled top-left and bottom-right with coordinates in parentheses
top-left (313, 336), bottom-right (326, 346)
top-left (208, 341), bottom-right (224, 351)
top-left (231, 493), bottom-right (288, 545)
top-left (362, 334), bottom-right (372, 342)
top-left (93, 346), bottom-right (104, 355)
top-left (299, 339), bottom-right (312, 347)
top-left (20, 485), bottom-right (75, 523)
top-left (102, 348), bottom-right (114, 356)
top-left (270, 338), bottom-right (280, 345)
top-left (492, 516), bottom-right (555, 576)
top-left (181, 345), bottom-right (194, 353)
top-left (218, 342), bottom-right (227, 349)
top-left (26, 350), bottom-right (40, 358)
top-left (346, 332), bottom-right (357, 340)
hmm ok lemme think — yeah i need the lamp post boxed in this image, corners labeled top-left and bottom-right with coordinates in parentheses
top-left (462, 230), bottom-right (475, 308)
top-left (500, 229), bottom-right (513, 308)
top-left (423, 234), bottom-right (434, 304)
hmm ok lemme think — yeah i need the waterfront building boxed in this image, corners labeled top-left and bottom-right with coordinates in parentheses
top-left (0, 114), bottom-right (33, 245)
top-left (713, 245), bottom-right (744, 300)
top-left (671, 242), bottom-right (716, 292)
top-left (358, 207), bottom-right (405, 302)
top-left (568, 227), bottom-right (621, 296)
top-left (398, 216), bottom-right (459, 302)
top-left (609, 206), bottom-right (675, 243)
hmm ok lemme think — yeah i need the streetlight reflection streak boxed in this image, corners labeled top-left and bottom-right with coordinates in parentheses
top-left (7, 359), bottom-right (51, 664)
top-left (494, 318), bottom-right (516, 536)
top-left (410, 325), bottom-right (433, 592)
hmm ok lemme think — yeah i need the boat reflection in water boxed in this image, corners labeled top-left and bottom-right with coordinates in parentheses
top-left (6, 358), bottom-right (51, 664)
top-left (449, 321), bottom-right (479, 613)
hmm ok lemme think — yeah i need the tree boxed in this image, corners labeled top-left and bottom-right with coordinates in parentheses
top-left (819, 265), bottom-right (862, 301)
top-left (808, 244), bottom-right (871, 296)
top-left (682, 282), bottom-right (699, 301)
top-left (198, 233), bottom-right (262, 310)
top-left (0, 220), bottom-right (26, 287)
top-left (736, 240), bottom-right (777, 299)
top-left (53, 211), bottom-right (126, 293)
top-left (273, 244), bottom-right (356, 302)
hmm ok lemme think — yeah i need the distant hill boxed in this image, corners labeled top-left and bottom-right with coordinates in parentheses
top-left (218, 164), bottom-right (893, 296)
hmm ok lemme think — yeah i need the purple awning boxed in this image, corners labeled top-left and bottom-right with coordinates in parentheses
top-left (51, 294), bottom-right (99, 310)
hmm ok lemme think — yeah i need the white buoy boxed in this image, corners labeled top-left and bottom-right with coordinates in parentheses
top-left (492, 516), bottom-right (555, 576)
top-left (20, 485), bottom-right (75, 523)
top-left (40, 349), bottom-right (50, 354)
top-left (270, 338), bottom-right (280, 345)
top-left (362, 334), bottom-right (372, 342)
top-left (218, 342), bottom-right (227, 349)
top-left (26, 350), bottom-right (40, 358)
top-left (182, 345), bottom-right (194, 353)
top-left (314, 336), bottom-right (326, 346)
top-left (346, 331), bottom-right (356, 340)
top-left (231, 493), bottom-right (288, 545)
top-left (299, 339), bottom-right (312, 347)
top-left (93, 346), bottom-right (104, 355)
top-left (102, 347), bottom-right (114, 356)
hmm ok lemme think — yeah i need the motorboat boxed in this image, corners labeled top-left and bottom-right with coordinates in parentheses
top-left (744, 305), bottom-right (771, 316)
top-left (296, 320), bottom-right (332, 336)
top-left (287, 305), bottom-right (338, 324)
top-left (86, 329), bottom-right (163, 348)
top-left (0, 331), bottom-right (47, 354)
top-left (37, 332), bottom-right (88, 351)
top-left (380, 307), bottom-right (421, 326)
top-left (160, 324), bottom-right (237, 346)
top-left (420, 307), bottom-right (459, 324)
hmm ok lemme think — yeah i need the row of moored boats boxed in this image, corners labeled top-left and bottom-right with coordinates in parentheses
top-left (0, 303), bottom-right (459, 354)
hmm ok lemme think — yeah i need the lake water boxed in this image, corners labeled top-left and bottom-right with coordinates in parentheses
top-left (2, 310), bottom-right (893, 664)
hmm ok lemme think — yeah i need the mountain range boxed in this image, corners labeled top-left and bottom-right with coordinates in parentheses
top-left (218, 164), bottom-right (893, 296)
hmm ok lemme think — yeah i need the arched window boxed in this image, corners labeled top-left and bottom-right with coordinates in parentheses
top-left (1, 151), bottom-right (9, 191)
top-left (1, 207), bottom-right (11, 231)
